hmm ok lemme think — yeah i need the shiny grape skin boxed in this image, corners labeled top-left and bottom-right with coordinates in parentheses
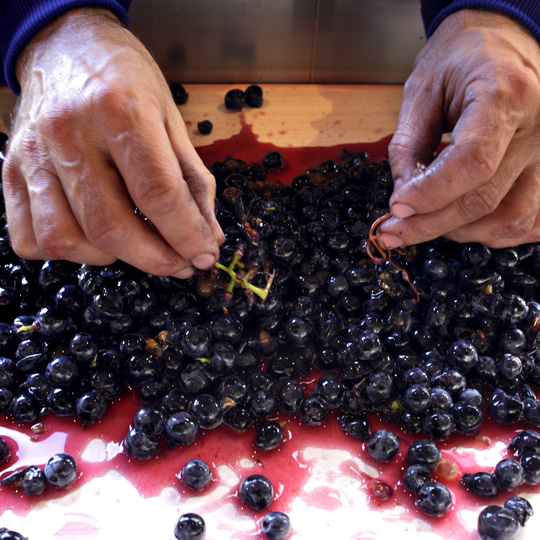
top-left (477, 506), bottom-right (519, 540)
top-left (181, 459), bottom-right (213, 490)
top-left (403, 464), bottom-right (431, 493)
top-left (504, 496), bottom-right (534, 526)
top-left (239, 474), bottom-right (274, 510)
top-left (367, 429), bottom-right (400, 462)
top-left (407, 439), bottom-right (441, 471)
top-left (261, 511), bottom-right (292, 540)
top-left (416, 482), bottom-right (452, 517)
top-left (44, 453), bottom-right (78, 488)
top-left (174, 513), bottom-right (205, 540)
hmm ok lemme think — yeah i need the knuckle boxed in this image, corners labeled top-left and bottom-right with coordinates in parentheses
top-left (458, 142), bottom-right (498, 182)
top-left (388, 132), bottom-right (420, 155)
top-left (8, 234), bottom-right (40, 260)
top-left (6, 132), bottom-right (39, 165)
top-left (36, 227), bottom-right (77, 260)
top-left (387, 135), bottom-right (407, 158)
top-left (460, 187), bottom-right (500, 220)
top-left (200, 171), bottom-right (217, 191)
top-left (388, 133), bottom-right (434, 172)
top-left (499, 213), bottom-right (536, 239)
top-left (40, 106), bottom-right (77, 142)
top-left (89, 86), bottom-right (131, 114)
top-left (185, 172), bottom-right (213, 199)
top-left (2, 156), bottom-right (18, 182)
top-left (89, 86), bottom-right (159, 126)
top-left (482, 78), bottom-right (512, 104)
top-left (402, 72), bottom-right (425, 96)
top-left (133, 175), bottom-right (178, 214)
top-left (85, 215), bottom-right (125, 250)
top-left (493, 65), bottom-right (533, 103)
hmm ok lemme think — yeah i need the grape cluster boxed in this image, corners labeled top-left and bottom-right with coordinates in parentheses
top-left (2, 142), bottom-right (540, 536)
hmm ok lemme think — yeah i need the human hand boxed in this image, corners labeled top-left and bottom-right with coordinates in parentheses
top-left (3, 8), bottom-right (224, 278)
top-left (380, 10), bottom-right (540, 249)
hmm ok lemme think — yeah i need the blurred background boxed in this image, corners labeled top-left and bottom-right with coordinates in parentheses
top-left (129, 0), bottom-right (426, 84)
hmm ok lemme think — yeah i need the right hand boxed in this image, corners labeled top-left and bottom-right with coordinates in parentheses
top-left (381, 10), bottom-right (540, 250)
top-left (3, 7), bottom-right (224, 279)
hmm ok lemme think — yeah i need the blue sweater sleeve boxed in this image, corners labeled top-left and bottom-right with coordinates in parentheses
top-left (421, 1), bottom-right (540, 42)
top-left (0, 0), bottom-right (132, 94)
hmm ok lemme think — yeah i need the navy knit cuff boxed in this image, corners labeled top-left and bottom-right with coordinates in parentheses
top-left (425, 1), bottom-right (540, 43)
top-left (0, 0), bottom-right (131, 94)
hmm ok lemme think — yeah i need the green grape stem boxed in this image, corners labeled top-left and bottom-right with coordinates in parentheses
top-left (214, 251), bottom-right (274, 302)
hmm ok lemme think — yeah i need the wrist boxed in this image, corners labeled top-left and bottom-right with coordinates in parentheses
top-left (441, 9), bottom-right (540, 49)
top-left (15, 7), bottom-right (126, 89)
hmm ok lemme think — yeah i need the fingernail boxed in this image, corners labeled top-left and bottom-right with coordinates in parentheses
top-left (191, 253), bottom-right (216, 270)
top-left (173, 267), bottom-right (195, 279)
top-left (378, 233), bottom-right (404, 249)
top-left (391, 203), bottom-right (416, 219)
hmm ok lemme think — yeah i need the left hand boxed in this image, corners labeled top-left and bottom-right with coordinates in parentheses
top-left (379, 9), bottom-right (540, 249)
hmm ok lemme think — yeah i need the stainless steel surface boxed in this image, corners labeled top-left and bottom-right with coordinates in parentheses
top-left (129, 0), bottom-right (425, 84)
top-left (130, 0), bottom-right (317, 84)
top-left (313, 0), bottom-right (425, 83)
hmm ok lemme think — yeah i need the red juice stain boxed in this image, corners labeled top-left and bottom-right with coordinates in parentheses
top-left (195, 115), bottom-right (391, 186)
top-left (1, 390), bottom-right (539, 537)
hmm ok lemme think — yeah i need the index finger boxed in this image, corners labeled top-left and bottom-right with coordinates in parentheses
top-left (107, 109), bottom-right (221, 270)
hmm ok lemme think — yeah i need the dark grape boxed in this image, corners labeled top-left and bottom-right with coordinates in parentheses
top-left (254, 420), bottom-right (283, 451)
top-left (245, 85), bottom-right (263, 108)
top-left (261, 511), bottom-right (291, 540)
top-left (197, 120), bottom-right (213, 135)
top-left (494, 459), bottom-right (524, 491)
top-left (461, 471), bottom-right (499, 497)
top-left (407, 439), bottom-right (441, 471)
top-left (403, 464), bottom-right (431, 493)
top-left (504, 496), bottom-right (534, 526)
top-left (477, 505), bottom-right (519, 540)
top-left (174, 513), bottom-right (205, 540)
top-left (367, 429), bottom-right (399, 462)
top-left (239, 474), bottom-right (274, 510)
top-left (181, 458), bottom-right (213, 490)
top-left (224, 88), bottom-right (245, 111)
top-left (169, 82), bottom-right (189, 105)
top-left (124, 426), bottom-right (160, 460)
top-left (44, 453), bottom-right (77, 488)
top-left (416, 482), bottom-right (452, 516)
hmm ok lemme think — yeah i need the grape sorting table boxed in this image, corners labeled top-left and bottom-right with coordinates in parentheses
top-left (1, 84), bottom-right (539, 540)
